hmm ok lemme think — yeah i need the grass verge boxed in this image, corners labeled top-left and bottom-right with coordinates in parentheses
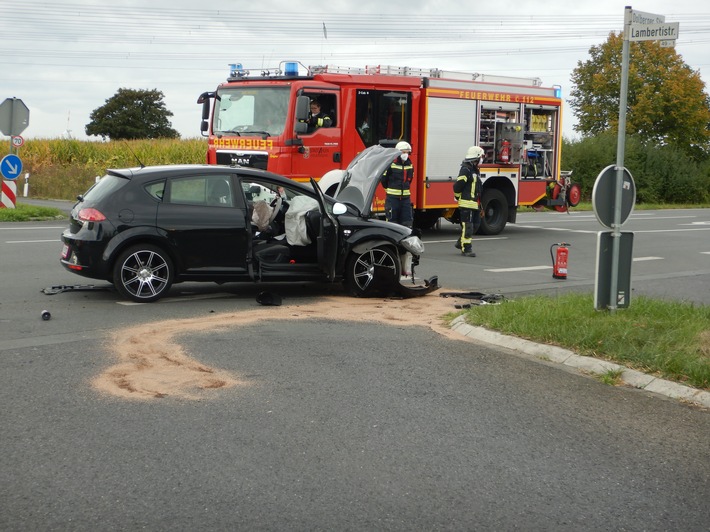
top-left (462, 292), bottom-right (710, 390)
top-left (0, 204), bottom-right (66, 222)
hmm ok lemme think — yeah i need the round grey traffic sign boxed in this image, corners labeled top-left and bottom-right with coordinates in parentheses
top-left (592, 165), bottom-right (636, 229)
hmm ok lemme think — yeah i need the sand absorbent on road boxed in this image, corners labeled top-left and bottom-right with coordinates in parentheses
top-left (92, 294), bottom-right (462, 400)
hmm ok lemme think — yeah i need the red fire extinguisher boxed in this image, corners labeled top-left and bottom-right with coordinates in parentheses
top-left (550, 242), bottom-right (570, 279)
top-left (499, 139), bottom-right (510, 163)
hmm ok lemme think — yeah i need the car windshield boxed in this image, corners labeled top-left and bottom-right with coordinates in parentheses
top-left (213, 86), bottom-right (289, 137)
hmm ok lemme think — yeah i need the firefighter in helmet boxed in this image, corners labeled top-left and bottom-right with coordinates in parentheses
top-left (380, 141), bottom-right (414, 227)
top-left (454, 146), bottom-right (484, 257)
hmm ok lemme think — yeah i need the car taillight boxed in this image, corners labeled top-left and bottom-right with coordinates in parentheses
top-left (77, 208), bottom-right (106, 222)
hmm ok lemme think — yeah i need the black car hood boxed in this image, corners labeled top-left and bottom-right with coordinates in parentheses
top-left (334, 145), bottom-right (400, 216)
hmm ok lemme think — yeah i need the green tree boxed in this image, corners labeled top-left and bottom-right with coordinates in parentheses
top-left (569, 33), bottom-right (710, 159)
top-left (85, 88), bottom-right (180, 140)
top-left (562, 133), bottom-right (710, 204)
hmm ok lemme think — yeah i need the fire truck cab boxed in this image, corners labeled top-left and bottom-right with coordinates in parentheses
top-left (198, 61), bottom-right (580, 234)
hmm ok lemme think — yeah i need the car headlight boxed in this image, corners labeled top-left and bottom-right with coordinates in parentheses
top-left (400, 235), bottom-right (425, 255)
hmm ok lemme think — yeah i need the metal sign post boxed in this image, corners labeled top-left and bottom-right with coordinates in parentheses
top-left (1, 98), bottom-right (30, 209)
top-left (609, 8), bottom-right (633, 313)
top-left (603, 7), bottom-right (678, 312)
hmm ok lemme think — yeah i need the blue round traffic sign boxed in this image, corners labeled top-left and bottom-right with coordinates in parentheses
top-left (1, 154), bottom-right (23, 180)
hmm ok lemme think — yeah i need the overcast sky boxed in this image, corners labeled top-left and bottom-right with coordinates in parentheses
top-left (1, 0), bottom-right (708, 141)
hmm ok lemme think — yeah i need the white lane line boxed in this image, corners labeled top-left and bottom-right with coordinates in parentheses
top-left (117, 293), bottom-right (234, 305)
top-left (424, 237), bottom-right (508, 244)
top-left (701, 252), bottom-right (710, 255)
top-left (0, 226), bottom-right (65, 230)
top-left (6, 239), bottom-right (61, 244)
top-left (486, 265), bottom-right (551, 272)
top-left (515, 225), bottom-right (597, 234)
top-left (516, 214), bottom-right (695, 223)
top-left (517, 215), bottom-right (597, 222)
top-left (633, 256), bottom-right (663, 262)
top-left (627, 215), bottom-right (697, 220)
top-left (633, 228), bottom-right (710, 233)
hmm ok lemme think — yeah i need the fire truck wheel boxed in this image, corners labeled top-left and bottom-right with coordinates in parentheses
top-left (479, 189), bottom-right (508, 236)
top-left (567, 183), bottom-right (582, 207)
top-left (413, 210), bottom-right (442, 230)
top-left (344, 245), bottom-right (400, 297)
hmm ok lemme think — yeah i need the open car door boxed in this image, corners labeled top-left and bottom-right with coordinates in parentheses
top-left (310, 178), bottom-right (339, 281)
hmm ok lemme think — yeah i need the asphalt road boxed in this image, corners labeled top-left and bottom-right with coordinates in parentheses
top-left (415, 208), bottom-right (710, 306)
top-left (1, 203), bottom-right (709, 530)
top-left (2, 315), bottom-right (709, 530)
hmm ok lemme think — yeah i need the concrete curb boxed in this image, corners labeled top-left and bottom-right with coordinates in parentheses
top-left (450, 316), bottom-right (710, 409)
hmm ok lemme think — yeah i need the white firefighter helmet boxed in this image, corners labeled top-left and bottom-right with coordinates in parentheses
top-left (464, 145), bottom-right (485, 162)
top-left (395, 141), bottom-right (412, 152)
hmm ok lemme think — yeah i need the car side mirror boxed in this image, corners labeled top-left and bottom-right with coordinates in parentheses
top-left (332, 203), bottom-right (347, 215)
top-left (295, 95), bottom-right (310, 121)
top-left (294, 121), bottom-right (308, 134)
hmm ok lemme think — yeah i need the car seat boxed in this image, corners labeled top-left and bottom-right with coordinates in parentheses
top-left (208, 180), bottom-right (232, 206)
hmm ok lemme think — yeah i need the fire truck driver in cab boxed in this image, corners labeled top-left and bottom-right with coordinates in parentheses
top-left (306, 99), bottom-right (333, 133)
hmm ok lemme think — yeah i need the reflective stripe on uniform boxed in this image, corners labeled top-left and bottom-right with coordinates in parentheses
top-left (385, 188), bottom-right (411, 196)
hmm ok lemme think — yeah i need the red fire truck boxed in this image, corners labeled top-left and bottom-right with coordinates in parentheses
top-left (198, 61), bottom-right (580, 234)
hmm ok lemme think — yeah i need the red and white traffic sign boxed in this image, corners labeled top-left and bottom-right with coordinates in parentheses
top-left (11, 135), bottom-right (24, 148)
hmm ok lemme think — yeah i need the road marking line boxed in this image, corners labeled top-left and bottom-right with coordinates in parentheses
top-left (515, 225), bottom-right (597, 234)
top-left (424, 237), bottom-right (508, 244)
top-left (0, 226), bottom-right (65, 230)
top-left (6, 239), bottom-right (61, 243)
top-left (516, 214), bottom-right (694, 223)
top-left (486, 265), bottom-right (551, 272)
top-left (627, 215), bottom-right (696, 220)
top-left (633, 256), bottom-right (663, 262)
top-left (633, 228), bottom-right (710, 233)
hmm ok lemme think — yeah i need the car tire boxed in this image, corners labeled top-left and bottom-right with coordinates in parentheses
top-left (345, 245), bottom-right (400, 297)
top-left (112, 244), bottom-right (174, 303)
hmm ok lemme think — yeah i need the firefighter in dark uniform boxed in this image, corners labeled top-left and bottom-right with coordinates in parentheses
top-left (380, 141), bottom-right (414, 227)
top-left (454, 146), bottom-right (485, 257)
top-left (306, 99), bottom-right (332, 132)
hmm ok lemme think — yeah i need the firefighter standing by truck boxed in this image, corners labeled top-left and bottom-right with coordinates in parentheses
top-left (381, 141), bottom-right (414, 228)
top-left (454, 146), bottom-right (485, 257)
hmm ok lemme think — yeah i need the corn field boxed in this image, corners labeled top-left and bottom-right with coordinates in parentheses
top-left (18, 138), bottom-right (206, 200)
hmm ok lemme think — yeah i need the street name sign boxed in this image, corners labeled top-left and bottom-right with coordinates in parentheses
top-left (629, 22), bottom-right (679, 41)
top-left (629, 9), bottom-right (677, 46)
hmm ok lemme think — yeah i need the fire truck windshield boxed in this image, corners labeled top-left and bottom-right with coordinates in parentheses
top-left (213, 87), bottom-right (289, 137)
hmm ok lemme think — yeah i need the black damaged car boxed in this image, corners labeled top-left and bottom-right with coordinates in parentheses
top-left (60, 146), bottom-right (438, 302)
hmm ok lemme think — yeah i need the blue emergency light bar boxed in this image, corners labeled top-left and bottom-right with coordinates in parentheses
top-left (553, 85), bottom-right (562, 98)
top-left (284, 62), bottom-right (299, 76)
top-left (229, 63), bottom-right (249, 78)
